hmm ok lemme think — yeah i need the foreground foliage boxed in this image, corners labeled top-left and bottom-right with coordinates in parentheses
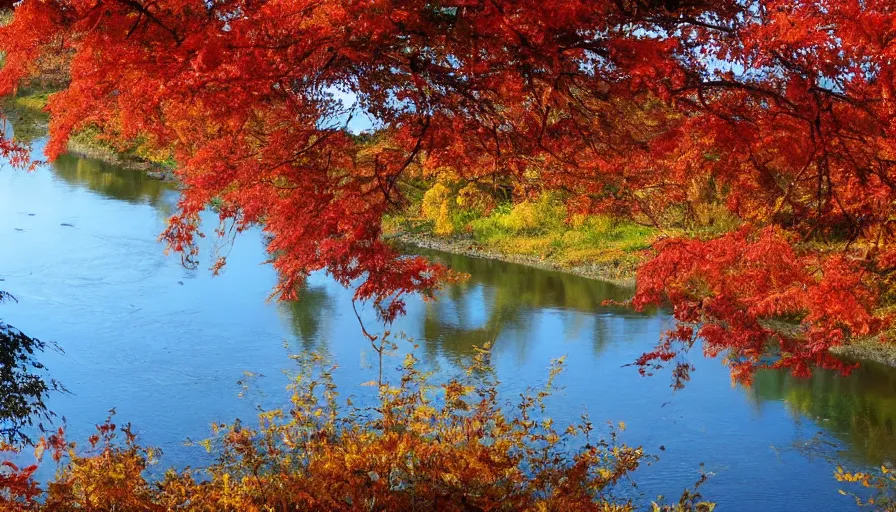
top-left (0, 350), bottom-right (713, 511)
top-left (837, 465), bottom-right (896, 510)
top-left (0, 292), bottom-right (61, 446)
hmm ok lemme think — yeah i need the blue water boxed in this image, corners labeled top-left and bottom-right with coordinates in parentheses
top-left (1, 140), bottom-right (892, 510)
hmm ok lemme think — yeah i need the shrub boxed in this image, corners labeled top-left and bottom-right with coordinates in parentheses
top-left (434, 200), bottom-right (455, 236)
top-left (501, 200), bottom-right (541, 231)
top-left (421, 183), bottom-right (452, 221)
top-left (455, 183), bottom-right (496, 215)
top-left (133, 136), bottom-right (176, 167)
top-left (0, 349), bottom-right (714, 511)
top-left (689, 202), bottom-right (740, 236)
top-left (495, 195), bottom-right (568, 234)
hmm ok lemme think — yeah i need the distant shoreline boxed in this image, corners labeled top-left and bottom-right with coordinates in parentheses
top-left (393, 231), bottom-right (635, 289)
top-left (65, 138), bottom-right (176, 181)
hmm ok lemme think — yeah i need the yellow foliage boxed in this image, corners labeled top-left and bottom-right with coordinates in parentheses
top-left (493, 235), bottom-right (553, 257)
top-left (503, 200), bottom-right (540, 231)
top-left (456, 183), bottom-right (495, 214)
top-left (570, 213), bottom-right (589, 229)
top-left (836, 464), bottom-right (896, 509)
top-left (0, 348), bottom-right (714, 511)
top-left (496, 195), bottom-right (567, 233)
top-left (434, 200), bottom-right (455, 236)
top-left (421, 182), bottom-right (452, 221)
top-left (690, 202), bottom-right (740, 234)
top-left (588, 215), bottom-right (615, 234)
top-left (134, 138), bottom-right (175, 166)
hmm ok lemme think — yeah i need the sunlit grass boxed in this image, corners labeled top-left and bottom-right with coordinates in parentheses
top-left (387, 187), bottom-right (662, 282)
top-left (466, 196), bottom-right (658, 271)
top-left (13, 91), bottom-right (52, 111)
top-left (1, 90), bottom-right (52, 142)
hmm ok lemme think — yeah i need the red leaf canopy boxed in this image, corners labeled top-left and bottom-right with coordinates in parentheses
top-left (2, 0), bottom-right (896, 377)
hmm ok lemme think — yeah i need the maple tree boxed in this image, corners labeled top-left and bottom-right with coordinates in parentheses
top-left (1, 0), bottom-right (896, 379)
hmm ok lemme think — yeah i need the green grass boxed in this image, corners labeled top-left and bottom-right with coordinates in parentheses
top-left (468, 204), bottom-right (657, 276)
top-left (388, 190), bottom-right (661, 280)
top-left (13, 91), bottom-right (52, 111)
top-left (1, 90), bottom-right (53, 143)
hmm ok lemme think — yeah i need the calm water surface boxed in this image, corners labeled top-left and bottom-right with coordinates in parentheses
top-left (1, 140), bottom-right (895, 510)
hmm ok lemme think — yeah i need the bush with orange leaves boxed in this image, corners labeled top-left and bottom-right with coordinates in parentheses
top-left (836, 464), bottom-right (896, 510)
top-left (1, 348), bottom-right (713, 511)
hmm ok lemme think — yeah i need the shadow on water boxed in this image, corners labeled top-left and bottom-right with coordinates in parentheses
top-left (749, 360), bottom-right (896, 466)
top-left (50, 153), bottom-right (177, 211)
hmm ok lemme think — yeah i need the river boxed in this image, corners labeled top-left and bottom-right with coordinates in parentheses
top-left (1, 138), bottom-right (894, 510)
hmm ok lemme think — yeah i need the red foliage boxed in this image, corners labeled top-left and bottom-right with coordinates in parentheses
top-left (633, 227), bottom-right (880, 385)
top-left (2, 0), bottom-right (896, 373)
top-left (0, 455), bottom-right (39, 512)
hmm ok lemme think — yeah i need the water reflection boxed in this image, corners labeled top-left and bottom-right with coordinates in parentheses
top-left (414, 249), bottom-right (644, 361)
top-left (50, 153), bottom-right (177, 211)
top-left (276, 244), bottom-right (896, 476)
top-left (749, 361), bottom-right (896, 466)
top-left (281, 247), bottom-right (648, 363)
top-left (421, 249), bottom-right (636, 312)
top-left (3, 104), bottom-right (49, 144)
top-left (279, 284), bottom-right (336, 351)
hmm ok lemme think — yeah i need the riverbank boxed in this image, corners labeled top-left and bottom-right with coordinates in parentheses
top-left (66, 133), bottom-right (175, 180)
top-left (1, 90), bottom-right (176, 180)
top-left (830, 337), bottom-right (896, 367)
top-left (392, 231), bottom-right (639, 288)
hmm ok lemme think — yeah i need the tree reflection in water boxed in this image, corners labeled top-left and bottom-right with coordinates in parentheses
top-left (51, 154), bottom-right (177, 213)
top-left (280, 284), bottom-right (336, 352)
top-left (414, 248), bottom-right (647, 362)
top-left (749, 361), bottom-right (896, 467)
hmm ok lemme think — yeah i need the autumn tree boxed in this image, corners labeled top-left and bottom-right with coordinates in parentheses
top-left (1, 0), bottom-right (896, 380)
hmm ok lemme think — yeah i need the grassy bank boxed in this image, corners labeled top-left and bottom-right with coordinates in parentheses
top-left (385, 189), bottom-right (662, 287)
top-left (830, 336), bottom-right (896, 368)
top-left (1, 89), bottom-right (176, 179)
